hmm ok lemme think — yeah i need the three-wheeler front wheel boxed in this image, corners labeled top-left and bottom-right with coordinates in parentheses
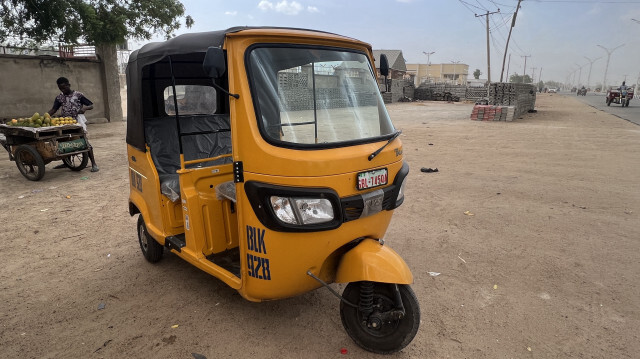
top-left (137, 215), bottom-right (164, 263)
top-left (62, 152), bottom-right (88, 171)
top-left (14, 145), bottom-right (45, 181)
top-left (340, 281), bottom-right (420, 354)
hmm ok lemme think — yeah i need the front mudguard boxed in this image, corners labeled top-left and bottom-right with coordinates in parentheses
top-left (335, 238), bottom-right (413, 284)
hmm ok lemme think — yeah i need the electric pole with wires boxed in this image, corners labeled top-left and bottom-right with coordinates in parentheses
top-left (475, 8), bottom-right (500, 97)
top-left (500, 0), bottom-right (522, 82)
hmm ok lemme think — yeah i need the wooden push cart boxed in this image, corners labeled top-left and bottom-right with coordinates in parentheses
top-left (0, 124), bottom-right (91, 181)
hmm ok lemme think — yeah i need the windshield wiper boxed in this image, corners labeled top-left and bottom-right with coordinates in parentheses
top-left (368, 130), bottom-right (402, 161)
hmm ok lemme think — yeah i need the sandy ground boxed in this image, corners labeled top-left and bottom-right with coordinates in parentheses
top-left (1, 94), bottom-right (639, 358)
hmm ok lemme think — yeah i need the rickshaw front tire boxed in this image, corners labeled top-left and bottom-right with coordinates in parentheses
top-left (340, 282), bottom-right (420, 354)
top-left (137, 215), bottom-right (164, 263)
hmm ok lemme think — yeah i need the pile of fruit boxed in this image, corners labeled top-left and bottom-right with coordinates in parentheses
top-left (6, 112), bottom-right (76, 128)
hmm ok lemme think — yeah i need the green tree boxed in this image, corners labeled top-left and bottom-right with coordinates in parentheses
top-left (545, 81), bottom-right (562, 89)
top-left (473, 69), bottom-right (482, 79)
top-left (0, 0), bottom-right (193, 121)
top-left (509, 73), bottom-right (532, 84)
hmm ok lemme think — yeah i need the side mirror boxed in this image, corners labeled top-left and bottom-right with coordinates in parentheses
top-left (379, 54), bottom-right (389, 77)
top-left (203, 47), bottom-right (226, 79)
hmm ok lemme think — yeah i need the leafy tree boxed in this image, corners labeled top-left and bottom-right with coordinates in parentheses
top-left (509, 73), bottom-right (532, 84)
top-left (0, 0), bottom-right (193, 45)
top-left (545, 80), bottom-right (562, 89)
top-left (473, 69), bottom-right (482, 79)
top-left (0, 0), bottom-right (194, 121)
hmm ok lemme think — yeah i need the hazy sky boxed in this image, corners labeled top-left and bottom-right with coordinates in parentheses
top-left (133, 0), bottom-right (640, 87)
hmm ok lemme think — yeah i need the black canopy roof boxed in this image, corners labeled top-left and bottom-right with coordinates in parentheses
top-left (125, 27), bottom-right (360, 151)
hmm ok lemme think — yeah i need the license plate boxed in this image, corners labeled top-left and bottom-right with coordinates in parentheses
top-left (357, 168), bottom-right (388, 190)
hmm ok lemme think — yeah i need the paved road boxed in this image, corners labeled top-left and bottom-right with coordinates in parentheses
top-left (565, 91), bottom-right (640, 126)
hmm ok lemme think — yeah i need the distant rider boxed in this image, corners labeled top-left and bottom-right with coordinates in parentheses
top-left (619, 81), bottom-right (628, 97)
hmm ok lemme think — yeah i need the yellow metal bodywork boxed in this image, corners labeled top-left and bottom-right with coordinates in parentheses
top-left (127, 28), bottom-right (411, 302)
top-left (335, 239), bottom-right (413, 284)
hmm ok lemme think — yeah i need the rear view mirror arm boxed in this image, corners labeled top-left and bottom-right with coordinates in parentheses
top-left (210, 80), bottom-right (240, 99)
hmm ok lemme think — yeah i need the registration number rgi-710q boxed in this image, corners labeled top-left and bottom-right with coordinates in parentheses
top-left (357, 168), bottom-right (388, 190)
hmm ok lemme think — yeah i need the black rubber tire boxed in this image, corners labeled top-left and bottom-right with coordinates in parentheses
top-left (14, 145), bottom-right (45, 181)
top-left (606, 99), bottom-right (611, 106)
top-left (340, 282), bottom-right (420, 354)
top-left (62, 152), bottom-right (89, 171)
top-left (137, 215), bottom-right (163, 263)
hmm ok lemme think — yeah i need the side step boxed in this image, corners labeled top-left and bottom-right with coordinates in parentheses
top-left (165, 234), bottom-right (186, 252)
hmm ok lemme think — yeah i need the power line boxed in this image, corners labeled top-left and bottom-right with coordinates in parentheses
top-left (474, 0), bottom-right (489, 10)
top-left (527, 0), bottom-right (640, 3)
top-left (458, 0), bottom-right (488, 12)
top-left (488, 0), bottom-right (516, 9)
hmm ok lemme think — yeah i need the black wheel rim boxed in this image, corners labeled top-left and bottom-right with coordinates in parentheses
top-left (139, 222), bottom-right (149, 253)
top-left (17, 151), bottom-right (41, 180)
top-left (65, 154), bottom-right (81, 168)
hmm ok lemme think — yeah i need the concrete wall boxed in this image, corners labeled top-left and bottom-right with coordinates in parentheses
top-left (0, 54), bottom-right (107, 122)
top-left (407, 63), bottom-right (469, 86)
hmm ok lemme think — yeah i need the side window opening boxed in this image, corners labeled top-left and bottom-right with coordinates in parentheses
top-left (164, 85), bottom-right (218, 115)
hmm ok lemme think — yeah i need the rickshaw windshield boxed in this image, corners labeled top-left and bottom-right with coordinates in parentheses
top-left (248, 46), bottom-right (395, 147)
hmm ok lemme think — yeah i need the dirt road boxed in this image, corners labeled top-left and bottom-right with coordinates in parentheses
top-left (1, 94), bottom-right (639, 358)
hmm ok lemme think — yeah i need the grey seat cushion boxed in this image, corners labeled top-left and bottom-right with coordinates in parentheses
top-left (144, 115), bottom-right (232, 201)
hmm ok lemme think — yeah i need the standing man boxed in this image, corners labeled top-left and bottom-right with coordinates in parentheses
top-left (48, 77), bottom-right (99, 172)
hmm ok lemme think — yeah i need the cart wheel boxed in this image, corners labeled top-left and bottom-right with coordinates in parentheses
top-left (62, 152), bottom-right (89, 171)
top-left (340, 282), bottom-right (420, 354)
top-left (14, 145), bottom-right (45, 181)
top-left (606, 99), bottom-right (611, 106)
top-left (137, 215), bottom-right (163, 263)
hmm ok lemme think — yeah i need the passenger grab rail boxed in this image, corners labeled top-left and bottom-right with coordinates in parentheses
top-left (182, 153), bottom-right (233, 166)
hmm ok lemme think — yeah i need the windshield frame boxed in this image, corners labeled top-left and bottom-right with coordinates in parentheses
top-left (245, 43), bottom-right (396, 150)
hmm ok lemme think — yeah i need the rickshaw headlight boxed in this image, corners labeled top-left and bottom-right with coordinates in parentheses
top-left (270, 197), bottom-right (299, 224)
top-left (396, 176), bottom-right (407, 204)
top-left (294, 198), bottom-right (334, 224)
top-left (270, 196), bottom-right (334, 225)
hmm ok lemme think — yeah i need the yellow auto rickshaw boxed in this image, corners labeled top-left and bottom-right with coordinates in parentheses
top-left (126, 27), bottom-right (419, 354)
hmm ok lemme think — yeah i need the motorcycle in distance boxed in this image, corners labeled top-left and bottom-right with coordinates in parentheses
top-left (577, 87), bottom-right (587, 96)
top-left (125, 27), bottom-right (420, 354)
top-left (605, 87), bottom-right (633, 107)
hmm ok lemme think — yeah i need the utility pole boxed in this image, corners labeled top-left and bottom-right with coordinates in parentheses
top-left (500, 0), bottom-right (523, 82)
top-left (538, 68), bottom-right (543, 85)
top-left (575, 63), bottom-right (584, 87)
top-left (531, 67), bottom-right (537, 83)
top-left (506, 53), bottom-right (511, 82)
top-left (475, 8), bottom-right (500, 87)
top-left (583, 56), bottom-right (601, 90)
top-left (423, 51), bottom-right (435, 83)
top-left (597, 43), bottom-right (624, 90)
top-left (451, 60), bottom-right (461, 85)
top-left (521, 55), bottom-right (531, 83)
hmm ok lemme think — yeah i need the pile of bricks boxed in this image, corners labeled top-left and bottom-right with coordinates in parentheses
top-left (470, 105), bottom-right (516, 121)
top-left (489, 83), bottom-right (536, 118)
